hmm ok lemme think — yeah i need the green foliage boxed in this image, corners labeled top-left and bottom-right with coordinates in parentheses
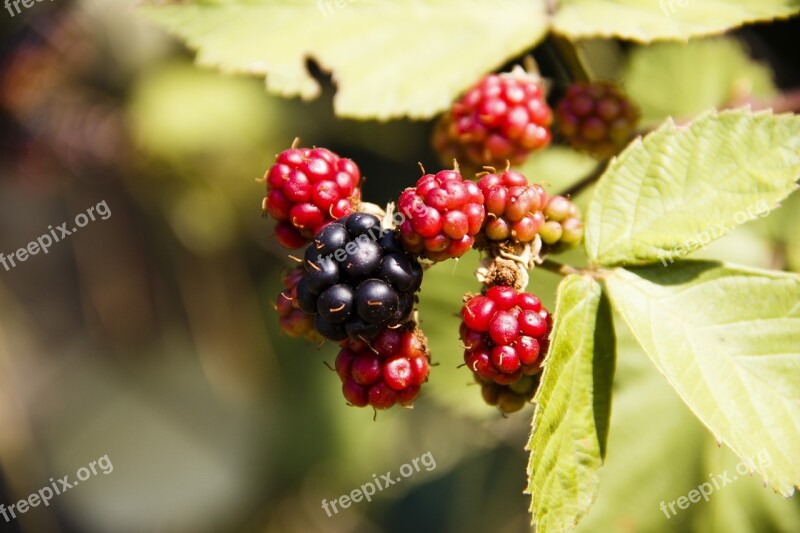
top-left (132, 4), bottom-right (800, 530)
top-left (530, 109), bottom-right (800, 531)
top-left (584, 109), bottom-right (800, 267)
top-left (138, 0), bottom-right (800, 119)
top-left (553, 0), bottom-right (800, 42)
top-left (605, 262), bottom-right (800, 497)
top-left (139, 0), bottom-right (549, 119)
top-left (527, 274), bottom-right (615, 530)
top-left (624, 38), bottom-right (776, 124)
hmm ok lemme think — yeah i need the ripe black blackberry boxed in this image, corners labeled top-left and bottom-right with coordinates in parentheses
top-left (297, 213), bottom-right (423, 342)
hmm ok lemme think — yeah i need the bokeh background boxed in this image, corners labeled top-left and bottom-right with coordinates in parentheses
top-left (1, 1), bottom-right (799, 532)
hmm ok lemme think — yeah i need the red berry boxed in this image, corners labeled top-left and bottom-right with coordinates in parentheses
top-left (555, 81), bottom-right (639, 158)
top-left (351, 353), bottom-right (382, 385)
top-left (373, 328), bottom-right (403, 358)
top-left (397, 168), bottom-right (485, 261)
top-left (465, 349), bottom-right (498, 380)
top-left (343, 379), bottom-right (369, 407)
top-left (331, 326), bottom-right (430, 409)
top-left (396, 384), bottom-right (421, 405)
top-left (477, 169), bottom-right (548, 245)
top-left (486, 285), bottom-right (517, 310)
top-left (489, 311), bottom-right (519, 345)
top-left (460, 288), bottom-right (552, 386)
top-left (433, 69), bottom-right (552, 168)
top-left (491, 345), bottom-right (521, 373)
top-left (266, 190), bottom-right (291, 221)
top-left (275, 267), bottom-right (322, 341)
top-left (289, 203), bottom-right (325, 232)
top-left (368, 381), bottom-right (398, 410)
top-left (409, 356), bottom-right (430, 385)
top-left (274, 221), bottom-right (308, 249)
top-left (263, 145), bottom-right (361, 248)
top-left (383, 356), bottom-right (413, 390)
top-left (335, 348), bottom-right (355, 382)
top-left (513, 336), bottom-right (540, 366)
top-left (519, 310), bottom-right (547, 337)
top-left (461, 295), bottom-right (496, 332)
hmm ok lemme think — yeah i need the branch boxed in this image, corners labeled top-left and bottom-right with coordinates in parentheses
top-left (538, 259), bottom-right (581, 277)
top-left (556, 158), bottom-right (610, 199)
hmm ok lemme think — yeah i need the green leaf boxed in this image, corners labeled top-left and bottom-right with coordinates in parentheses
top-left (553, 0), bottom-right (800, 42)
top-left (584, 109), bottom-right (800, 267)
top-left (527, 274), bottom-right (616, 531)
top-left (624, 38), bottom-right (776, 125)
top-left (575, 327), bottom-right (709, 533)
top-left (604, 261), bottom-right (800, 497)
top-left (139, 0), bottom-right (548, 120)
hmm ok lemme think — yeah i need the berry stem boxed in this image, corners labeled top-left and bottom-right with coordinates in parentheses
top-left (749, 87), bottom-right (800, 114)
top-left (556, 158), bottom-right (609, 199)
top-left (538, 258), bottom-right (581, 277)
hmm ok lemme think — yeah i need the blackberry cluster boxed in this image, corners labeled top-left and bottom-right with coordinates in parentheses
top-left (275, 267), bottom-right (322, 341)
top-left (432, 70), bottom-right (552, 169)
top-left (476, 372), bottom-right (541, 414)
top-left (476, 169), bottom-right (548, 244)
top-left (539, 195), bottom-right (584, 252)
top-left (460, 286), bottom-right (551, 385)
top-left (555, 81), bottom-right (640, 158)
top-left (397, 169), bottom-right (486, 261)
top-left (296, 213), bottom-right (423, 342)
top-left (263, 145), bottom-right (361, 248)
top-left (335, 328), bottom-right (430, 409)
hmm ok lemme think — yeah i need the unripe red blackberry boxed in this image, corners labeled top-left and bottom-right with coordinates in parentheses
top-left (263, 145), bottom-right (361, 248)
top-left (397, 168), bottom-right (486, 261)
top-left (476, 169), bottom-right (547, 245)
top-left (475, 372), bottom-right (540, 414)
top-left (297, 213), bottom-right (423, 342)
top-left (275, 266), bottom-right (323, 342)
top-left (555, 81), bottom-right (639, 158)
top-left (432, 68), bottom-right (552, 168)
top-left (539, 195), bottom-right (584, 252)
top-left (334, 326), bottom-right (430, 409)
top-left (460, 287), bottom-right (551, 384)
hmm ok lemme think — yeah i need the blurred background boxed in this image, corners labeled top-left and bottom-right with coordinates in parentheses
top-left (1, 1), bottom-right (799, 532)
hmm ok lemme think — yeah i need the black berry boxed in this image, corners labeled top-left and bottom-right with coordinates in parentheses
top-left (294, 213), bottom-right (424, 342)
top-left (314, 222), bottom-right (349, 256)
top-left (355, 279), bottom-right (399, 324)
top-left (317, 284), bottom-right (354, 323)
top-left (345, 212), bottom-right (382, 238)
top-left (314, 314), bottom-right (348, 341)
top-left (343, 240), bottom-right (382, 280)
